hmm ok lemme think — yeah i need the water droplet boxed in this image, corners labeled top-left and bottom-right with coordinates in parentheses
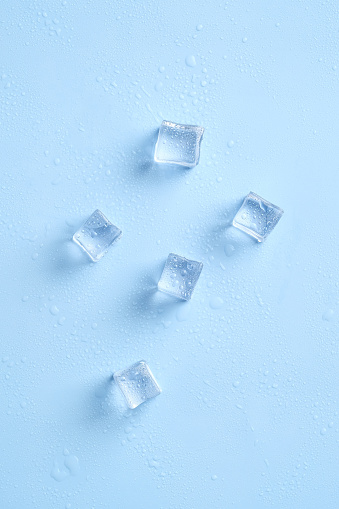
top-left (49, 305), bottom-right (59, 315)
top-left (224, 243), bottom-right (235, 257)
top-left (50, 462), bottom-right (68, 482)
top-left (185, 55), bottom-right (196, 67)
top-left (227, 140), bottom-right (234, 148)
top-left (64, 455), bottom-right (79, 475)
top-left (176, 303), bottom-right (191, 322)
top-left (211, 474), bottom-right (217, 480)
top-left (209, 296), bottom-right (224, 309)
top-left (322, 309), bottom-right (334, 321)
top-left (196, 24), bottom-right (203, 31)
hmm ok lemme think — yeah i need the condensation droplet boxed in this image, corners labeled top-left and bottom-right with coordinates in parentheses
top-left (185, 55), bottom-right (197, 68)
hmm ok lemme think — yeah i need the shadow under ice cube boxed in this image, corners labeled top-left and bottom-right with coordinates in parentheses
top-left (113, 361), bottom-right (161, 409)
top-left (73, 209), bottom-right (122, 262)
top-left (158, 253), bottom-right (203, 301)
top-left (233, 192), bottom-right (284, 242)
top-left (154, 120), bottom-right (204, 168)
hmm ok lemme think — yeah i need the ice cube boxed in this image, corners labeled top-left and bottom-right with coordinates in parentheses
top-left (158, 253), bottom-right (203, 301)
top-left (73, 209), bottom-right (122, 262)
top-left (154, 120), bottom-right (204, 168)
top-left (233, 192), bottom-right (284, 242)
top-left (113, 360), bottom-right (161, 409)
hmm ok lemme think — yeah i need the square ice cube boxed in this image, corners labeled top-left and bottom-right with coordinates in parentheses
top-left (73, 209), bottom-right (122, 262)
top-left (158, 253), bottom-right (203, 301)
top-left (113, 360), bottom-right (161, 409)
top-left (154, 120), bottom-right (204, 168)
top-left (233, 192), bottom-right (284, 242)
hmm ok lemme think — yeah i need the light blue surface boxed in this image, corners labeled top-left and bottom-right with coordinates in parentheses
top-left (1, 1), bottom-right (338, 508)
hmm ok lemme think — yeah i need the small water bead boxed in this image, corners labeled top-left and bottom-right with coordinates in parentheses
top-left (209, 296), bottom-right (224, 310)
top-left (224, 244), bottom-right (235, 257)
top-left (322, 309), bottom-right (334, 321)
top-left (64, 454), bottom-right (80, 475)
top-left (49, 305), bottom-right (59, 315)
top-left (185, 55), bottom-right (197, 68)
top-left (196, 24), bottom-right (203, 31)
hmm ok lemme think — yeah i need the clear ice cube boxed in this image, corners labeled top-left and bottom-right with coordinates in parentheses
top-left (73, 209), bottom-right (122, 262)
top-left (113, 360), bottom-right (161, 409)
top-left (154, 120), bottom-right (204, 168)
top-left (158, 253), bottom-right (203, 301)
top-left (233, 192), bottom-right (284, 242)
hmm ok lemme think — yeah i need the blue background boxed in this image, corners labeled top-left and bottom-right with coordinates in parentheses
top-left (1, 1), bottom-right (338, 508)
